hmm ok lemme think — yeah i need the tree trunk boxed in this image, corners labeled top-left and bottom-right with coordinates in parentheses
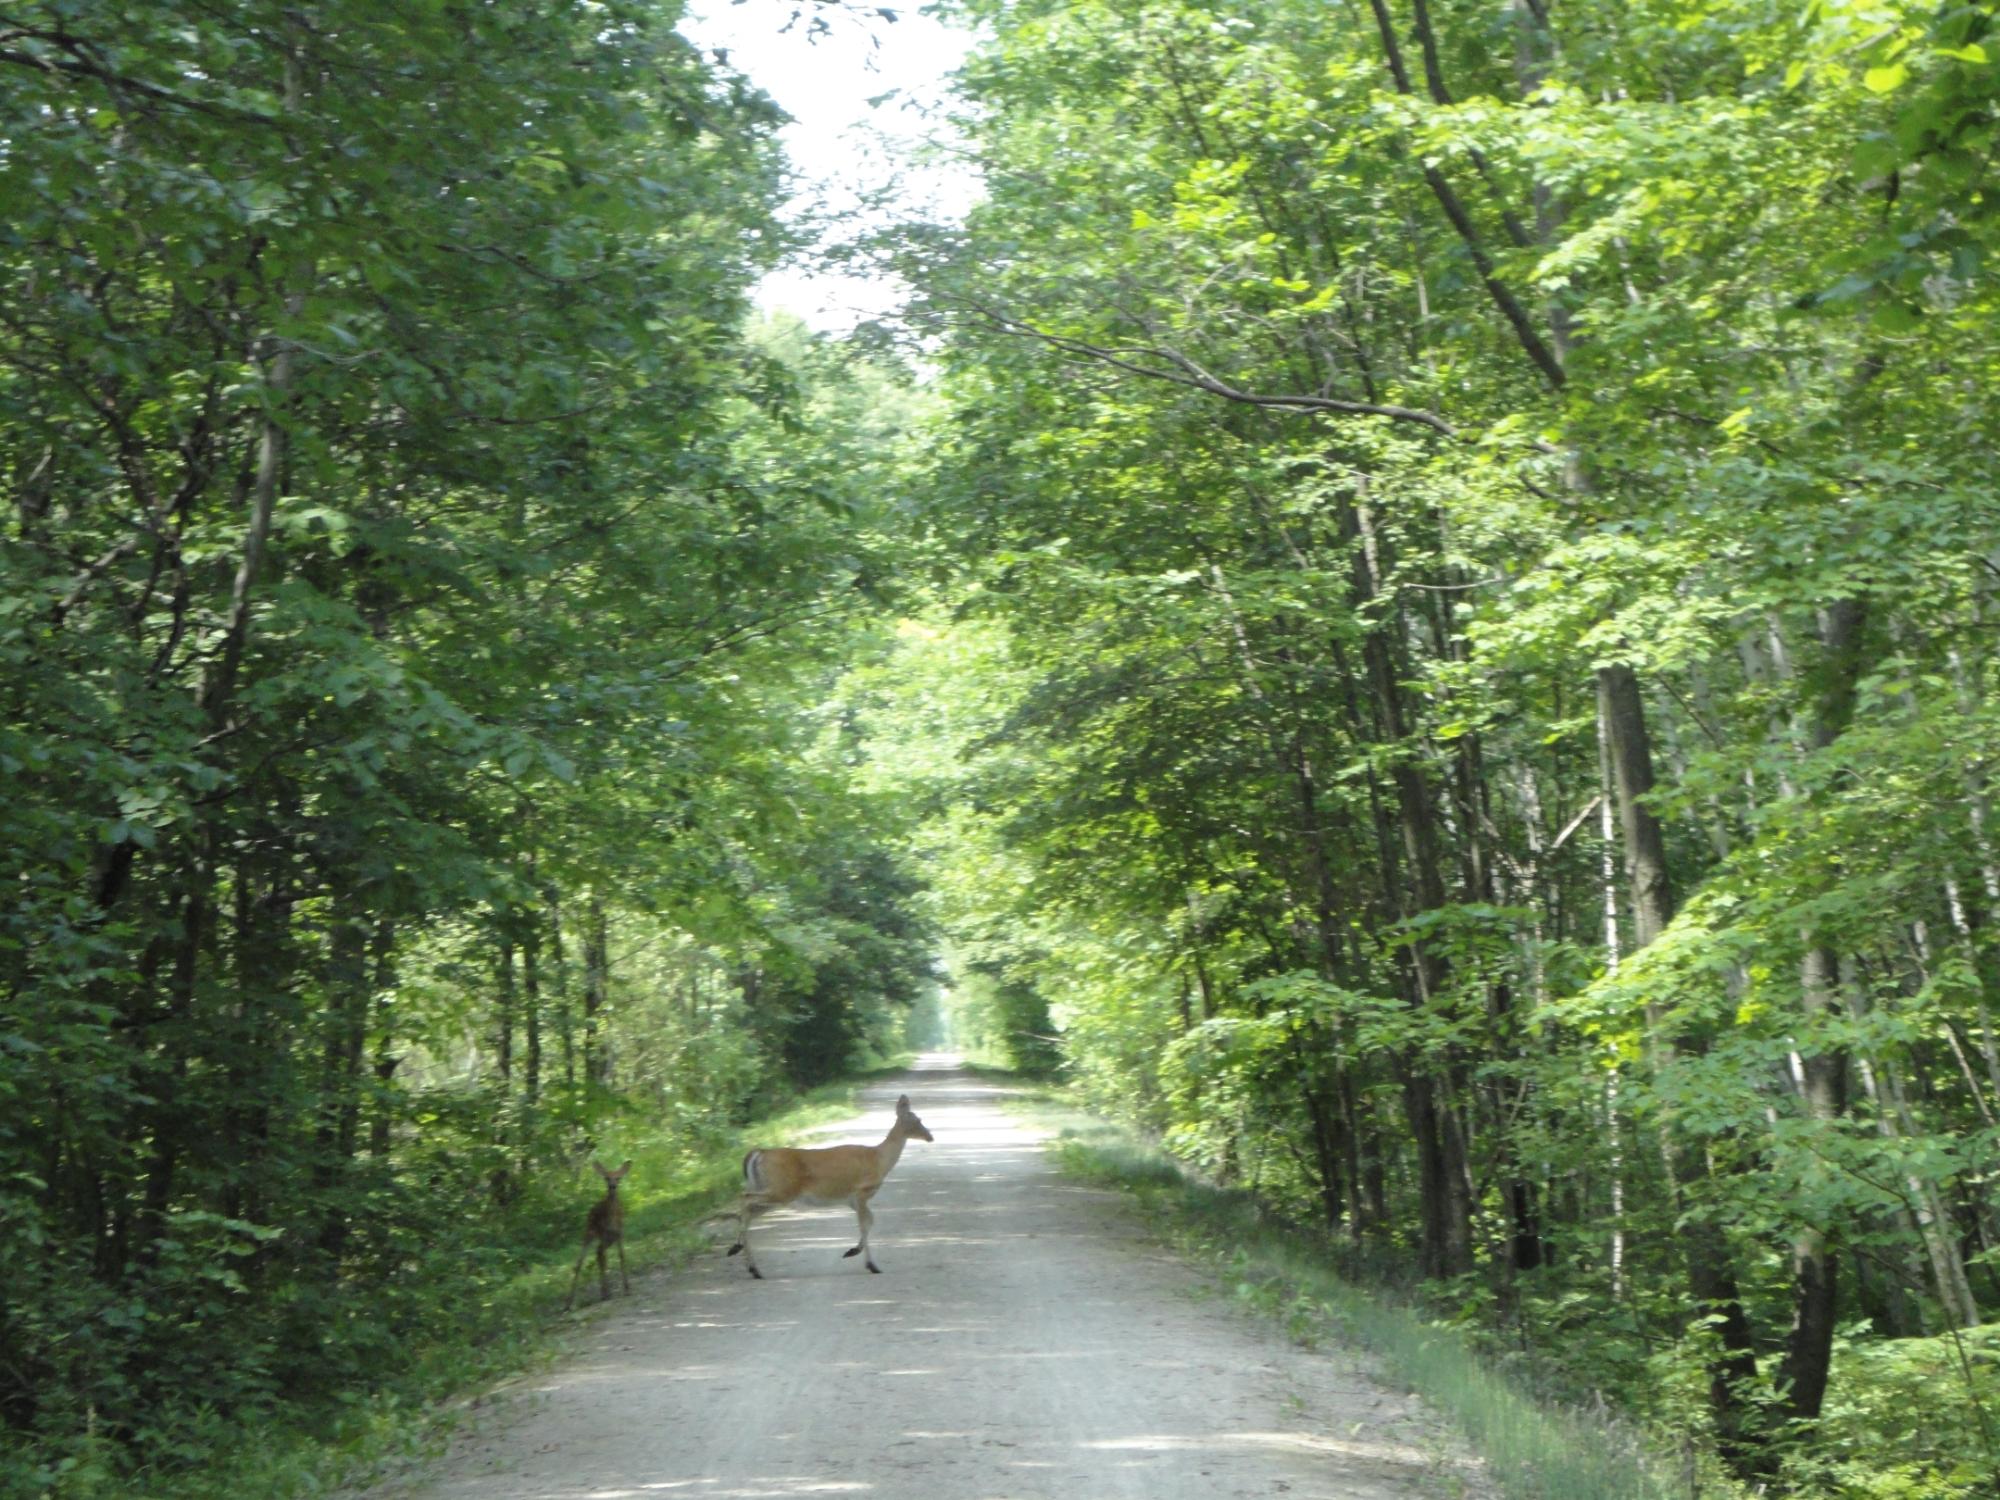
top-left (495, 933), bottom-right (516, 1086)
top-left (1774, 597), bottom-right (1867, 1424)
top-left (1300, 1074), bottom-right (1348, 1234)
top-left (522, 915), bottom-right (542, 1107)
top-left (584, 896), bottom-right (609, 1087)
top-left (1597, 662), bottom-right (1765, 1460)
top-left (313, 901), bottom-right (373, 1259)
top-left (1347, 499), bottom-right (1475, 1277)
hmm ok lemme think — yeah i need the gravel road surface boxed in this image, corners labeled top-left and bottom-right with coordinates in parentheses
top-left (362, 1056), bottom-right (1484, 1500)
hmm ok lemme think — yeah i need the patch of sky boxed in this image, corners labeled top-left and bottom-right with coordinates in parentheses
top-left (679, 0), bottom-right (983, 331)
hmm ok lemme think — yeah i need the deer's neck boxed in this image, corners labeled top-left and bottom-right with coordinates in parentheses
top-left (876, 1123), bottom-right (913, 1173)
top-left (592, 1189), bottom-right (623, 1235)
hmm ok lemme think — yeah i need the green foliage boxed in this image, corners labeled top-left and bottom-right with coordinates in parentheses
top-left (885, 0), bottom-right (2000, 1492)
top-left (1042, 1104), bottom-right (1696, 1500)
top-left (1785, 1324), bottom-right (2000, 1500)
top-left (9, 0), bottom-right (2000, 1496)
top-left (0, 1075), bottom-right (885, 1500)
top-left (0, 4), bottom-right (933, 1492)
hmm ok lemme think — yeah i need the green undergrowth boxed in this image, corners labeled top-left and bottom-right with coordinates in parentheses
top-left (1013, 1089), bottom-right (1717, 1500)
top-left (60, 1071), bottom-right (904, 1500)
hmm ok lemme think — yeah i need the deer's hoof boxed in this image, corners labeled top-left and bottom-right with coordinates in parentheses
top-left (747, 1264), bottom-right (763, 1280)
top-left (726, 1243), bottom-right (743, 1256)
top-left (842, 1246), bottom-right (862, 1258)
top-left (866, 1262), bottom-right (882, 1274)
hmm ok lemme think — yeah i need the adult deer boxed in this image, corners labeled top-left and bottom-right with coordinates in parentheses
top-left (564, 1158), bottom-right (632, 1309)
top-left (728, 1094), bottom-right (933, 1278)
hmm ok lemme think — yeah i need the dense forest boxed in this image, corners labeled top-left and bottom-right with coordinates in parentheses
top-left (3, 0), bottom-right (1998, 1497)
top-left (0, 4), bottom-right (936, 1492)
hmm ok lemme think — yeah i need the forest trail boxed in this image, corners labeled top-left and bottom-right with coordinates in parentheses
top-left (366, 1058), bottom-right (1483, 1500)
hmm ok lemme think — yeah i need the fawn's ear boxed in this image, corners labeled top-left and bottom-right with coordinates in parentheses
top-left (896, 1094), bottom-right (911, 1114)
top-left (613, 1159), bottom-right (633, 1182)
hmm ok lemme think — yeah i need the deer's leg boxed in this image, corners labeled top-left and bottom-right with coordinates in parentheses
top-left (615, 1234), bottom-right (630, 1294)
top-left (564, 1236), bottom-right (593, 1311)
top-left (843, 1192), bottom-right (880, 1273)
top-left (725, 1192), bottom-right (755, 1255)
top-left (596, 1241), bottom-right (610, 1301)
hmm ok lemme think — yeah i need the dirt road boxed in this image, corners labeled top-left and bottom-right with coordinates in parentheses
top-left (369, 1057), bottom-right (1482, 1500)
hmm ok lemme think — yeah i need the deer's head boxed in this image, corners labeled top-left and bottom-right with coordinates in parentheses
top-left (595, 1159), bottom-right (633, 1193)
top-left (896, 1095), bottom-right (933, 1142)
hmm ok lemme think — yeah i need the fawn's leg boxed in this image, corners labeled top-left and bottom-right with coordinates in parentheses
top-left (564, 1236), bottom-right (593, 1310)
top-left (615, 1234), bottom-right (630, 1294)
top-left (596, 1241), bottom-right (610, 1301)
top-left (728, 1196), bottom-right (765, 1278)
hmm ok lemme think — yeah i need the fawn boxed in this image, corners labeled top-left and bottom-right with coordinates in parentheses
top-left (564, 1159), bottom-right (632, 1309)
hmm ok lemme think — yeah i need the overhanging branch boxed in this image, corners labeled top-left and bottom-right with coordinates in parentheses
top-left (962, 304), bottom-right (1463, 440)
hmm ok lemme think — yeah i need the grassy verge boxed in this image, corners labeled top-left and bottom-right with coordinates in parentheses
top-left (115, 1071), bottom-right (902, 1500)
top-left (1008, 1087), bottom-right (1719, 1500)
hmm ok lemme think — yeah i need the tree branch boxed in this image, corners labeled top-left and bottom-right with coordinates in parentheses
top-left (960, 304), bottom-right (1464, 439)
top-left (1364, 0), bottom-right (1566, 388)
top-left (0, 29), bottom-right (280, 125)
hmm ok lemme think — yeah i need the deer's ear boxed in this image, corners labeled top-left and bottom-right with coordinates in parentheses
top-left (614, 1159), bottom-right (633, 1181)
top-left (593, 1160), bottom-right (611, 1179)
top-left (896, 1094), bottom-right (911, 1113)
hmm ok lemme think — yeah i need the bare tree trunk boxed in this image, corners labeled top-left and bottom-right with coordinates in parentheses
top-left (495, 934), bottom-right (516, 1087)
top-left (550, 885), bottom-right (576, 1092)
top-left (368, 1046), bottom-right (399, 1160)
top-left (523, 916), bottom-right (543, 1107)
top-left (584, 896), bottom-right (609, 1088)
top-left (314, 901), bottom-right (378, 1258)
top-left (1776, 944), bottom-right (1846, 1422)
top-left (1596, 701), bottom-right (1628, 1295)
top-left (1350, 501), bottom-right (1475, 1277)
top-left (1772, 598), bottom-right (1866, 1424)
top-left (1597, 662), bottom-right (1764, 1459)
top-left (1849, 981), bottom-right (1979, 1328)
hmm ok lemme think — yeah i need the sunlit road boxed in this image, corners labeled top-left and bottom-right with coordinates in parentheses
top-left (365, 1056), bottom-right (1477, 1500)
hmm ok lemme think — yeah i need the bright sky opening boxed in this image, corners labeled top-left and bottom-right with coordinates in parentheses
top-left (679, 0), bottom-right (982, 331)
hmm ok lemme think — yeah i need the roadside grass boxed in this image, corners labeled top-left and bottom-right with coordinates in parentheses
top-left (1009, 1088), bottom-right (1711, 1500)
top-left (101, 1069), bottom-right (907, 1500)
